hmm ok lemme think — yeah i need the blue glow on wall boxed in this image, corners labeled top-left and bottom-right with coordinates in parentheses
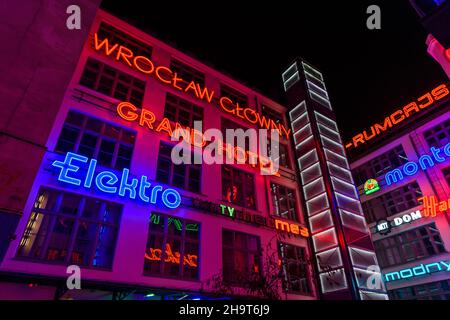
top-left (52, 152), bottom-right (181, 209)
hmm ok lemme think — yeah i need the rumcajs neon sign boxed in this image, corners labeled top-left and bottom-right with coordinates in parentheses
top-left (52, 152), bottom-right (181, 209)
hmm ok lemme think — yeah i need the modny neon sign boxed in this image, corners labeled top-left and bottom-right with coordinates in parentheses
top-left (384, 259), bottom-right (450, 282)
top-left (52, 152), bottom-right (181, 209)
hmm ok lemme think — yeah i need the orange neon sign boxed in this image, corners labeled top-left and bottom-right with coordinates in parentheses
top-left (145, 243), bottom-right (198, 268)
top-left (116, 102), bottom-right (279, 174)
top-left (93, 33), bottom-right (291, 138)
top-left (345, 83), bottom-right (449, 150)
top-left (418, 196), bottom-right (450, 218)
top-left (274, 219), bottom-right (309, 237)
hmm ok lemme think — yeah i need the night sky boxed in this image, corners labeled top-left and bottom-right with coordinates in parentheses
top-left (100, 0), bottom-right (447, 141)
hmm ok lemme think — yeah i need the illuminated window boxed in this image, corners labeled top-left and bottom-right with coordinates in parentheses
top-left (221, 166), bottom-right (256, 209)
top-left (144, 213), bottom-right (200, 280)
top-left (361, 181), bottom-right (422, 224)
top-left (17, 188), bottom-right (121, 269)
top-left (220, 84), bottom-right (248, 108)
top-left (352, 145), bottom-right (408, 186)
top-left (156, 142), bottom-right (202, 193)
top-left (222, 229), bottom-right (261, 284)
top-left (278, 243), bottom-right (311, 295)
top-left (96, 22), bottom-right (153, 58)
top-left (389, 279), bottom-right (450, 300)
top-left (164, 93), bottom-right (203, 127)
top-left (271, 183), bottom-right (298, 221)
top-left (374, 223), bottom-right (445, 268)
top-left (55, 110), bottom-right (135, 170)
top-left (170, 59), bottom-right (205, 88)
top-left (442, 166), bottom-right (450, 187)
top-left (423, 119), bottom-right (450, 148)
top-left (80, 58), bottom-right (145, 106)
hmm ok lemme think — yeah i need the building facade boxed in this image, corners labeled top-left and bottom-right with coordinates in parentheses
top-left (347, 85), bottom-right (450, 300)
top-left (0, 9), bottom-right (320, 300)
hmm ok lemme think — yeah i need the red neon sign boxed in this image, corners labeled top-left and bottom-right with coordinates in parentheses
top-left (93, 33), bottom-right (291, 138)
top-left (418, 196), bottom-right (450, 218)
top-left (145, 243), bottom-right (198, 268)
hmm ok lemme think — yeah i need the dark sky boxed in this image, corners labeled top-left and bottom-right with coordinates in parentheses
top-left (100, 0), bottom-right (447, 141)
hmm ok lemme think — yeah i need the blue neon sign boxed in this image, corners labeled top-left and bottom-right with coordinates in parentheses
top-left (384, 259), bottom-right (450, 282)
top-left (52, 152), bottom-right (181, 209)
top-left (385, 142), bottom-right (450, 186)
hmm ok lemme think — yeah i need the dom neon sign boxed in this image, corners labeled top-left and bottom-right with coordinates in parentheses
top-left (384, 259), bottom-right (450, 282)
top-left (52, 152), bottom-right (181, 209)
top-left (385, 142), bottom-right (450, 185)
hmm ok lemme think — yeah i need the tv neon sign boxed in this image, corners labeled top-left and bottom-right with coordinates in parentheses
top-left (385, 142), bottom-right (450, 186)
top-left (384, 260), bottom-right (450, 282)
top-left (52, 152), bottom-right (181, 209)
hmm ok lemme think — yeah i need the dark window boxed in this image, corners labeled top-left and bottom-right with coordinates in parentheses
top-left (220, 84), bottom-right (248, 108)
top-left (271, 183), bottom-right (298, 221)
top-left (352, 145), bottom-right (408, 186)
top-left (278, 243), bottom-right (311, 295)
top-left (361, 181), bottom-right (422, 224)
top-left (222, 229), bottom-right (261, 284)
top-left (156, 142), bottom-right (202, 193)
top-left (80, 58), bottom-right (145, 106)
top-left (389, 279), bottom-right (450, 300)
top-left (164, 93), bottom-right (203, 127)
top-left (221, 117), bottom-right (252, 153)
top-left (97, 22), bottom-right (153, 58)
top-left (374, 223), bottom-right (445, 268)
top-left (261, 105), bottom-right (285, 127)
top-left (144, 213), bottom-right (200, 280)
top-left (268, 141), bottom-right (291, 169)
top-left (170, 59), bottom-right (205, 89)
top-left (423, 119), bottom-right (450, 149)
top-left (442, 166), bottom-right (450, 187)
top-left (222, 166), bottom-right (256, 209)
top-left (55, 110), bottom-right (135, 170)
top-left (17, 188), bottom-right (121, 269)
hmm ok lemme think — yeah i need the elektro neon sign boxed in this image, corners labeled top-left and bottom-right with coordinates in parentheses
top-left (418, 195), bottom-right (450, 218)
top-left (93, 33), bottom-right (291, 138)
top-left (345, 84), bottom-right (449, 150)
top-left (52, 152), bottom-right (181, 209)
top-left (385, 143), bottom-right (450, 186)
top-left (384, 259), bottom-right (450, 283)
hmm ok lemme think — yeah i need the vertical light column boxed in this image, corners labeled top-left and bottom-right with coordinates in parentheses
top-left (284, 59), bottom-right (388, 300)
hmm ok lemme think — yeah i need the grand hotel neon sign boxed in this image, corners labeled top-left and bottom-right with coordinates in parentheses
top-left (345, 83), bottom-right (449, 150)
top-left (93, 33), bottom-right (291, 138)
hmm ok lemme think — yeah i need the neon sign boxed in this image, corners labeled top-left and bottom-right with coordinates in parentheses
top-left (385, 142), bottom-right (450, 186)
top-left (274, 219), bottom-right (309, 237)
top-left (364, 179), bottom-right (380, 195)
top-left (345, 84), bottom-right (449, 150)
top-left (93, 33), bottom-right (291, 138)
top-left (375, 210), bottom-right (422, 234)
top-left (418, 196), bottom-right (450, 218)
top-left (145, 243), bottom-right (198, 268)
top-left (52, 152), bottom-right (181, 209)
top-left (384, 259), bottom-right (450, 282)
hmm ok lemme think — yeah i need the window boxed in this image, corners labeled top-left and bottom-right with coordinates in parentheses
top-left (423, 119), bottom-right (450, 148)
top-left (222, 166), bottom-right (256, 209)
top-left (156, 142), bottom-right (202, 193)
top-left (220, 84), bottom-right (248, 107)
top-left (278, 243), bottom-right (311, 295)
top-left (170, 59), bottom-right (205, 88)
top-left (261, 105), bottom-right (285, 127)
top-left (361, 181), bottom-right (422, 224)
top-left (271, 183), bottom-right (298, 221)
top-left (55, 110), bottom-right (135, 170)
top-left (222, 229), bottom-right (261, 284)
top-left (17, 188), bottom-right (121, 269)
top-left (164, 93), bottom-right (203, 127)
top-left (389, 280), bottom-right (450, 300)
top-left (374, 223), bottom-right (445, 268)
top-left (352, 145), bottom-right (408, 186)
top-left (442, 166), bottom-right (450, 187)
top-left (144, 213), bottom-right (200, 280)
top-left (268, 141), bottom-right (291, 169)
top-left (221, 117), bottom-right (252, 153)
top-left (80, 58), bottom-right (146, 106)
top-left (97, 22), bottom-right (153, 58)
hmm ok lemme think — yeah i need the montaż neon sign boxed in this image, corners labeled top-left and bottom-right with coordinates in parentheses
top-left (52, 152), bottom-right (181, 209)
top-left (93, 33), bottom-right (291, 138)
top-left (385, 143), bottom-right (450, 186)
top-left (345, 83), bottom-right (449, 150)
